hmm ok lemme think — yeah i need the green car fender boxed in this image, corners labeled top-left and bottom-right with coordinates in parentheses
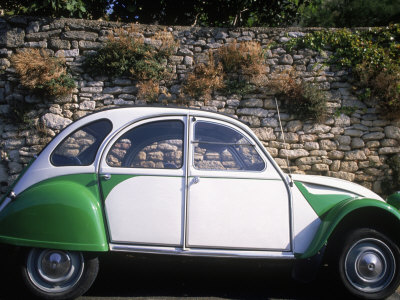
top-left (297, 197), bottom-right (400, 259)
top-left (0, 174), bottom-right (108, 252)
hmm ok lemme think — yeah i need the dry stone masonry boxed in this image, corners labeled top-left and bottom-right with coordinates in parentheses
top-left (1, 16), bottom-right (400, 196)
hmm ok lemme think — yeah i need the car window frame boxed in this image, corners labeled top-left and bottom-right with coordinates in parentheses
top-left (105, 119), bottom-right (185, 170)
top-left (99, 115), bottom-right (188, 175)
top-left (190, 119), bottom-right (267, 173)
top-left (50, 118), bottom-right (113, 167)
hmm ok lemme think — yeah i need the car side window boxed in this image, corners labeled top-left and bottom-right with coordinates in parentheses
top-left (51, 119), bottom-right (112, 166)
top-left (106, 120), bottom-right (184, 169)
top-left (193, 121), bottom-right (265, 171)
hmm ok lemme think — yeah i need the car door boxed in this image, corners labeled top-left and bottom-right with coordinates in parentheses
top-left (186, 117), bottom-right (291, 251)
top-left (99, 116), bottom-right (187, 247)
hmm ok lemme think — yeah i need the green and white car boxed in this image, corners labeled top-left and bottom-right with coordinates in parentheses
top-left (1, 107), bottom-right (400, 299)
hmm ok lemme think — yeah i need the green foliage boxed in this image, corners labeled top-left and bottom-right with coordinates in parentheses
top-left (108, 0), bottom-right (311, 27)
top-left (283, 82), bottom-right (327, 122)
top-left (334, 106), bottom-right (361, 117)
top-left (269, 73), bottom-right (327, 122)
top-left (42, 74), bottom-right (76, 97)
top-left (382, 155), bottom-right (400, 196)
top-left (287, 25), bottom-right (400, 118)
top-left (299, 0), bottom-right (400, 27)
top-left (2, 0), bottom-right (109, 18)
top-left (85, 27), bottom-right (176, 81)
top-left (221, 79), bottom-right (255, 96)
top-left (85, 41), bottom-right (164, 79)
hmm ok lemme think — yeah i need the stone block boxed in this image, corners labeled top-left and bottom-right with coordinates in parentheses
top-left (344, 150), bottom-right (367, 161)
top-left (279, 149), bottom-right (309, 159)
top-left (41, 113), bottom-right (72, 130)
top-left (312, 164), bottom-right (329, 171)
top-left (385, 126), bottom-right (400, 140)
top-left (62, 31), bottom-right (98, 41)
top-left (326, 171), bottom-right (355, 181)
top-left (252, 127), bottom-right (276, 141)
top-left (237, 108), bottom-right (268, 118)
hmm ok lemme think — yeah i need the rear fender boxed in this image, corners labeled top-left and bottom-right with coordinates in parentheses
top-left (0, 174), bottom-right (108, 251)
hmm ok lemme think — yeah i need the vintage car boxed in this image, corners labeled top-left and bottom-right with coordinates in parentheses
top-left (1, 106), bottom-right (400, 299)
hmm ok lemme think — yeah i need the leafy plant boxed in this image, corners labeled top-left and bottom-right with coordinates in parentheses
top-left (334, 106), bottom-right (359, 117)
top-left (287, 25), bottom-right (400, 118)
top-left (222, 79), bottom-right (256, 95)
top-left (11, 48), bottom-right (75, 97)
top-left (2, 0), bottom-right (109, 19)
top-left (268, 72), bottom-right (327, 122)
top-left (85, 25), bottom-right (177, 81)
top-left (298, 0), bottom-right (400, 27)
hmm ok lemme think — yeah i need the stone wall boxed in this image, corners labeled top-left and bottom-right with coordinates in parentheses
top-left (1, 16), bottom-right (400, 196)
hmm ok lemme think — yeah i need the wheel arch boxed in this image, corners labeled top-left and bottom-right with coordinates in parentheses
top-left (298, 198), bottom-right (400, 259)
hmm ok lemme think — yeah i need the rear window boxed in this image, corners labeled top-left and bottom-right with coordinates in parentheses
top-left (51, 119), bottom-right (112, 166)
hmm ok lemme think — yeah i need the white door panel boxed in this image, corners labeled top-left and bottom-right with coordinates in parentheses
top-left (105, 176), bottom-right (184, 246)
top-left (187, 177), bottom-right (290, 250)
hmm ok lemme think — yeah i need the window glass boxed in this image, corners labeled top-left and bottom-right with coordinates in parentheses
top-left (106, 120), bottom-right (184, 169)
top-left (193, 121), bottom-right (265, 171)
top-left (51, 119), bottom-right (112, 166)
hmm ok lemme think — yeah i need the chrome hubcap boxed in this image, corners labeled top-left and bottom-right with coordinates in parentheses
top-left (38, 251), bottom-right (72, 283)
top-left (345, 238), bottom-right (395, 293)
top-left (27, 249), bottom-right (84, 293)
top-left (357, 252), bottom-right (383, 280)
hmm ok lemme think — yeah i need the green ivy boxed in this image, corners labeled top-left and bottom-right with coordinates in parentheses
top-left (286, 24), bottom-right (400, 117)
top-left (334, 106), bottom-right (366, 116)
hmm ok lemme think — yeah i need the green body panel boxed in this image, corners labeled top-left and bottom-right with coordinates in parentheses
top-left (0, 174), bottom-right (108, 251)
top-left (387, 192), bottom-right (400, 210)
top-left (297, 198), bottom-right (400, 259)
top-left (294, 181), bottom-right (355, 216)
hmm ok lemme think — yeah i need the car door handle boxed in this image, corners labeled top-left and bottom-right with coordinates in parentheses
top-left (102, 174), bottom-right (111, 180)
top-left (192, 176), bottom-right (200, 185)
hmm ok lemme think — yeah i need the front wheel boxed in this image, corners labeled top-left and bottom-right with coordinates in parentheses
top-left (21, 248), bottom-right (99, 300)
top-left (338, 228), bottom-right (400, 299)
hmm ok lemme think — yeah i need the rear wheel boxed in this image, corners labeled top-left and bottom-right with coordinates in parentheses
top-left (338, 228), bottom-right (400, 299)
top-left (21, 248), bottom-right (99, 300)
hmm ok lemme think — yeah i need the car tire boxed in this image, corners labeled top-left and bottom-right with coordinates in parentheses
top-left (21, 248), bottom-right (99, 300)
top-left (337, 228), bottom-right (400, 299)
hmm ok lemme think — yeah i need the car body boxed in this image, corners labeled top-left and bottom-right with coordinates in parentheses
top-left (1, 106), bottom-right (400, 299)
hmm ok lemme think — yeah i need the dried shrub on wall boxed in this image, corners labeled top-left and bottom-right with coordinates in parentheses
top-left (137, 80), bottom-right (160, 102)
top-left (183, 41), bottom-right (267, 100)
top-left (268, 72), bottom-right (328, 122)
top-left (11, 49), bottom-right (75, 96)
top-left (217, 41), bottom-right (266, 76)
top-left (182, 54), bottom-right (225, 100)
top-left (85, 25), bottom-right (177, 81)
top-left (153, 29), bottom-right (179, 57)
